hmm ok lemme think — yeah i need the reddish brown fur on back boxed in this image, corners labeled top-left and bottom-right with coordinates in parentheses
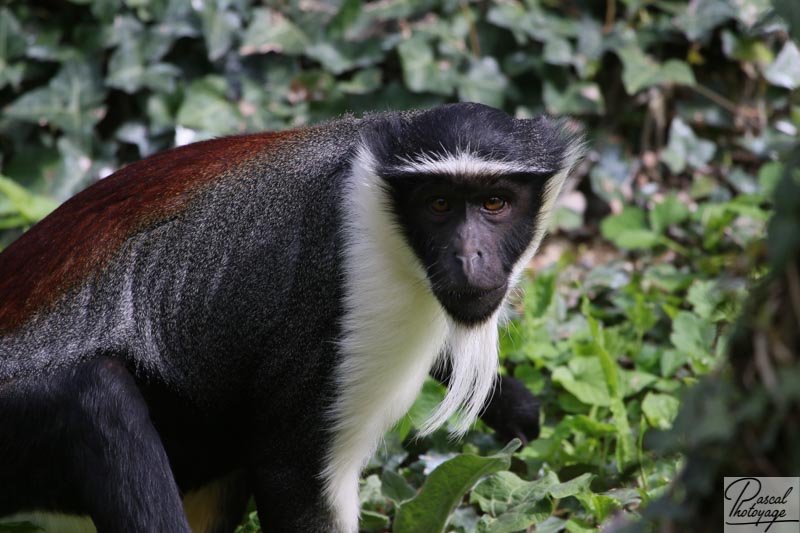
top-left (0, 130), bottom-right (298, 332)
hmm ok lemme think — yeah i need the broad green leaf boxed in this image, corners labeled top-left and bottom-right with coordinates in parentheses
top-left (471, 471), bottom-right (556, 532)
top-left (176, 76), bottom-right (242, 135)
top-left (661, 118), bottom-right (716, 174)
top-left (670, 311), bottom-right (717, 372)
top-left (575, 492), bottom-right (622, 523)
top-left (544, 81), bottom-right (605, 115)
top-left (458, 57), bottom-right (508, 109)
top-left (660, 349), bottom-right (688, 378)
top-left (764, 40), bottom-right (800, 89)
top-left (649, 194), bottom-right (690, 234)
top-left (381, 470), bottom-right (416, 504)
top-left (339, 68), bottom-right (382, 95)
top-left (548, 473), bottom-right (594, 499)
top-left (240, 8), bottom-right (309, 56)
top-left (721, 30), bottom-right (773, 64)
top-left (601, 207), bottom-right (648, 240)
top-left (566, 414), bottom-right (616, 436)
top-left (613, 229), bottom-right (660, 250)
top-left (617, 46), bottom-right (696, 94)
top-left (199, 2), bottom-right (240, 61)
top-left (5, 60), bottom-right (106, 138)
top-left (601, 207), bottom-right (660, 250)
top-left (543, 36), bottom-right (572, 66)
top-left (359, 510), bottom-right (390, 531)
top-left (675, 0), bottom-right (737, 41)
top-left (552, 362), bottom-right (610, 407)
top-left (398, 35), bottom-right (456, 96)
top-left (328, 0), bottom-right (362, 39)
top-left (642, 392), bottom-right (681, 429)
top-left (393, 441), bottom-right (519, 533)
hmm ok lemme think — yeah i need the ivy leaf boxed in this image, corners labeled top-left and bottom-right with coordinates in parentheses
top-left (661, 118), bottom-right (716, 173)
top-left (5, 60), bottom-right (106, 139)
top-left (764, 40), bottom-right (800, 89)
top-left (458, 57), bottom-right (508, 109)
top-left (240, 8), bottom-right (309, 56)
top-left (398, 35), bottom-right (457, 96)
top-left (544, 81), bottom-right (605, 115)
top-left (675, 0), bottom-right (737, 41)
top-left (176, 76), bottom-right (242, 135)
top-left (617, 46), bottom-right (696, 94)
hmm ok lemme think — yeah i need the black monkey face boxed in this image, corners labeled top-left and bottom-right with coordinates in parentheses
top-left (385, 174), bottom-right (545, 325)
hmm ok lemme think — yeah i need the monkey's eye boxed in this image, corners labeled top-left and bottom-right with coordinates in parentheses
top-left (482, 197), bottom-right (506, 212)
top-left (429, 198), bottom-right (451, 214)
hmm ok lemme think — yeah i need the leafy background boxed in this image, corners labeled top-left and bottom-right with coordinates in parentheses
top-left (0, 0), bottom-right (798, 531)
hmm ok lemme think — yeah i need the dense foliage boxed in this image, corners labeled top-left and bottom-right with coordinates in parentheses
top-left (0, 0), bottom-right (798, 531)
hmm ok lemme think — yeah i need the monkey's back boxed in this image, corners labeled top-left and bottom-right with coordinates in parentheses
top-left (0, 117), bottom-right (361, 395)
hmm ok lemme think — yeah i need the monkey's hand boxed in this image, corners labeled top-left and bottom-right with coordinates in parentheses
top-left (479, 374), bottom-right (540, 445)
top-left (430, 364), bottom-right (540, 444)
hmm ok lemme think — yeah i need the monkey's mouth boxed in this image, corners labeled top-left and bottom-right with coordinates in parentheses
top-left (435, 284), bottom-right (507, 325)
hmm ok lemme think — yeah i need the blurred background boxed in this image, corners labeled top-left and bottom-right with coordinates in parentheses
top-left (0, 1), bottom-right (798, 531)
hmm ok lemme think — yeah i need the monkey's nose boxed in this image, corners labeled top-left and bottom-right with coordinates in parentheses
top-left (455, 252), bottom-right (482, 276)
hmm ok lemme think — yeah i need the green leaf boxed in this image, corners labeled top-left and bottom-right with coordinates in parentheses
top-left (548, 473), bottom-right (594, 499)
top-left (670, 311), bottom-right (717, 372)
top-left (176, 76), bottom-right (242, 135)
top-left (328, 0), bottom-right (362, 39)
top-left (544, 81), bottom-right (605, 115)
top-left (660, 349), bottom-right (688, 378)
top-left (649, 194), bottom-right (690, 234)
top-left (5, 60), bottom-right (106, 138)
top-left (458, 57), bottom-right (508, 109)
top-left (661, 118), bottom-right (716, 174)
top-left (471, 471), bottom-right (556, 532)
top-left (359, 510), bottom-right (390, 531)
top-left (339, 68), bottom-right (382, 95)
top-left (200, 2), bottom-right (241, 61)
top-left (393, 442), bottom-right (519, 533)
top-left (617, 46), bottom-right (696, 94)
top-left (764, 40), bottom-right (800, 89)
top-left (601, 207), bottom-right (660, 250)
top-left (642, 392), bottom-right (681, 430)
top-left (523, 272), bottom-right (556, 320)
top-left (675, 0), bottom-right (737, 41)
top-left (240, 8), bottom-right (309, 56)
top-left (381, 470), bottom-right (416, 504)
top-left (398, 35), bottom-right (457, 96)
top-left (566, 414), bottom-right (616, 436)
top-left (601, 207), bottom-right (648, 239)
top-left (0, 175), bottom-right (58, 224)
top-left (543, 36), bottom-right (572, 66)
top-left (552, 360), bottom-right (610, 407)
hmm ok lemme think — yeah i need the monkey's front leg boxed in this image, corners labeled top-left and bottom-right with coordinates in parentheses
top-left (250, 426), bottom-right (344, 533)
top-left (0, 357), bottom-right (190, 533)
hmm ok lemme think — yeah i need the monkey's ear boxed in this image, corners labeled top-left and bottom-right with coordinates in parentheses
top-left (480, 375), bottom-right (540, 445)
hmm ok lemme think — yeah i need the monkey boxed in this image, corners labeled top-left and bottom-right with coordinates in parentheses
top-left (0, 103), bottom-right (582, 532)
